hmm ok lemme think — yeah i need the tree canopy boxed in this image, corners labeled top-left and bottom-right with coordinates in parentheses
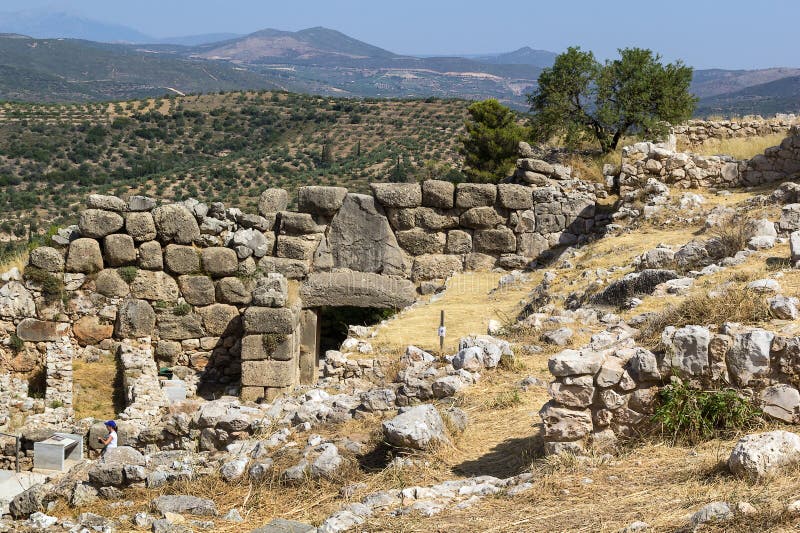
top-left (459, 99), bottom-right (528, 182)
top-left (528, 47), bottom-right (696, 153)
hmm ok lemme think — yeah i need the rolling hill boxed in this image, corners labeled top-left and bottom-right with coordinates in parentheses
top-left (696, 75), bottom-right (800, 117)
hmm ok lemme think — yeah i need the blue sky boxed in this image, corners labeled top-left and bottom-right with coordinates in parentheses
top-left (2, 0), bottom-right (797, 69)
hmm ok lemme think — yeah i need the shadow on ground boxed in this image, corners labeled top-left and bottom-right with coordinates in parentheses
top-left (453, 433), bottom-right (543, 479)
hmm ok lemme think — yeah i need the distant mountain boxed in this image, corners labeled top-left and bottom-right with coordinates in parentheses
top-left (0, 35), bottom-right (280, 102)
top-left (474, 47), bottom-right (557, 68)
top-left (691, 67), bottom-right (800, 99)
top-left (155, 33), bottom-right (243, 47)
top-left (696, 75), bottom-right (800, 117)
top-left (0, 10), bottom-right (152, 43)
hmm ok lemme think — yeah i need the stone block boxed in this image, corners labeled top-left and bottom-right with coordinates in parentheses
top-left (396, 228), bottom-right (446, 255)
top-left (460, 207), bottom-right (505, 229)
top-left (215, 277), bottom-right (252, 305)
top-left (445, 230), bottom-right (472, 254)
top-left (178, 275), bottom-right (215, 306)
top-left (240, 386), bottom-right (265, 403)
top-left (241, 333), bottom-right (295, 361)
top-left (95, 269), bottom-right (130, 297)
top-left (276, 234), bottom-right (322, 260)
top-left (164, 244), bottom-right (200, 275)
top-left (497, 184), bottom-right (533, 209)
top-left (410, 254), bottom-right (463, 281)
top-left (464, 252), bottom-right (497, 271)
top-left (370, 183), bottom-right (422, 208)
top-left (137, 241), bottom-right (163, 270)
top-left (252, 273), bottom-right (288, 307)
top-left (66, 238), bottom-right (103, 273)
top-left (124, 212), bottom-right (157, 242)
top-left (114, 299), bottom-right (156, 338)
top-left (414, 207), bottom-right (459, 231)
top-left (87, 194), bottom-right (126, 212)
top-left (79, 209), bottom-right (124, 239)
top-left (298, 186), bottom-right (348, 215)
top-left (243, 306), bottom-right (298, 334)
top-left (279, 212), bottom-right (323, 235)
top-left (455, 183), bottom-right (496, 208)
top-left (29, 247), bottom-right (64, 272)
top-left (130, 270), bottom-right (179, 301)
top-left (300, 272), bottom-right (416, 309)
top-left (201, 247), bottom-right (238, 277)
top-left (103, 234), bottom-right (137, 267)
top-left (474, 227), bottom-right (516, 254)
top-left (196, 303), bottom-right (241, 336)
top-left (259, 188), bottom-right (289, 215)
top-left (241, 359), bottom-right (298, 388)
top-left (156, 311), bottom-right (205, 341)
top-left (152, 204), bottom-right (200, 244)
top-left (258, 257), bottom-right (309, 280)
top-left (17, 318), bottom-right (69, 341)
top-left (422, 180), bottom-right (455, 209)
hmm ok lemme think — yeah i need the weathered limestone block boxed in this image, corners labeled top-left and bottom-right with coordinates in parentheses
top-left (627, 348), bottom-right (662, 382)
top-left (66, 238), bottom-right (103, 273)
top-left (473, 227), bottom-right (516, 254)
top-left (464, 252), bottom-right (497, 271)
top-left (252, 274), bottom-right (288, 307)
top-left (279, 212), bottom-right (324, 235)
top-left (759, 384), bottom-right (800, 423)
top-left (128, 195), bottom-right (157, 212)
top-left (130, 270), bottom-right (180, 301)
top-left (241, 359), bottom-right (297, 388)
top-left (241, 333), bottom-right (294, 361)
top-left (548, 376), bottom-right (595, 408)
top-left (326, 194), bottom-right (405, 275)
top-left (727, 329), bottom-right (775, 386)
top-left (385, 208), bottom-right (416, 231)
top-left (396, 228), bottom-right (446, 255)
top-left (79, 209), bottom-right (124, 238)
top-left (410, 254), bottom-right (463, 281)
top-left (663, 325), bottom-right (710, 378)
top-left (539, 400), bottom-right (593, 441)
top-left (497, 184), bottom-right (533, 209)
top-left (137, 241), bottom-right (163, 270)
top-left (455, 183), bottom-right (496, 208)
top-left (243, 306), bottom-right (299, 334)
top-left (258, 257), bottom-right (309, 279)
top-left (277, 234), bottom-right (323, 260)
top-left (87, 194), bottom-right (127, 212)
top-left (16, 318), bottom-right (68, 341)
top-left (382, 404), bottom-right (449, 450)
top-left (196, 303), bottom-right (240, 336)
top-left (298, 186), bottom-right (348, 215)
top-left (445, 230), bottom-right (472, 254)
top-left (300, 272), bottom-right (416, 309)
top-left (259, 188), bottom-right (289, 216)
top-left (178, 275), bottom-right (216, 306)
top-left (156, 311), bottom-right (205, 340)
top-left (114, 299), bottom-right (156, 338)
top-left (124, 212), bottom-right (157, 242)
top-left (73, 316), bottom-right (113, 346)
top-left (517, 233), bottom-right (549, 258)
top-left (729, 430), bottom-right (800, 480)
top-left (103, 234), bottom-right (137, 267)
top-left (460, 207), bottom-right (505, 229)
top-left (548, 349), bottom-right (605, 377)
top-left (95, 269), bottom-right (130, 297)
top-left (0, 281), bottom-right (36, 318)
top-left (415, 208), bottom-right (459, 231)
top-left (152, 204), bottom-right (201, 244)
top-left (778, 204), bottom-right (800, 233)
top-left (164, 244), bottom-right (200, 275)
top-left (29, 247), bottom-right (64, 272)
top-left (201, 247), bottom-right (238, 277)
top-left (370, 183), bottom-right (422, 208)
top-left (216, 277), bottom-right (252, 305)
top-left (422, 180), bottom-right (455, 209)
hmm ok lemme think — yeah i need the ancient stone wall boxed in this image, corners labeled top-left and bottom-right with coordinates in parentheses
top-left (541, 322), bottom-right (800, 454)
top-left (618, 128), bottom-right (800, 212)
top-left (0, 179), bottom-right (603, 425)
top-left (673, 114), bottom-right (799, 147)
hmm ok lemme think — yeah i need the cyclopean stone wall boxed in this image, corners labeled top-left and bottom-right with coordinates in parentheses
top-left (0, 179), bottom-right (603, 424)
top-left (541, 322), bottom-right (800, 454)
top-left (673, 114), bottom-right (799, 147)
top-left (617, 127), bottom-right (800, 213)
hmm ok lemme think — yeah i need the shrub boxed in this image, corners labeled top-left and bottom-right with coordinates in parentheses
top-left (486, 390), bottom-right (522, 410)
top-left (173, 302), bottom-right (192, 316)
top-left (23, 265), bottom-right (63, 297)
top-left (9, 333), bottom-right (24, 353)
top-left (117, 266), bottom-right (138, 284)
top-left (652, 380), bottom-right (762, 444)
top-left (706, 214), bottom-right (752, 260)
top-left (262, 333), bottom-right (287, 353)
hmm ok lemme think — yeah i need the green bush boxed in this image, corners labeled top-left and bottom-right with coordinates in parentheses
top-left (9, 333), bottom-right (24, 353)
top-left (173, 302), bottom-right (192, 316)
top-left (118, 266), bottom-right (138, 284)
top-left (652, 380), bottom-right (762, 445)
top-left (262, 333), bottom-right (287, 353)
top-left (23, 265), bottom-right (63, 297)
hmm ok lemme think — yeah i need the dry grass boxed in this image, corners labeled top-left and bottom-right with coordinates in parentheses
top-left (72, 354), bottom-right (120, 420)
top-left (0, 250), bottom-right (28, 275)
top-left (369, 272), bottom-right (538, 355)
top-left (681, 133), bottom-right (787, 160)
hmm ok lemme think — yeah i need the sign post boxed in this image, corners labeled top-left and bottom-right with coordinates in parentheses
top-left (438, 310), bottom-right (446, 352)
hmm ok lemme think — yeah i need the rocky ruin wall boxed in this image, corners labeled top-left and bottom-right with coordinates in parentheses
top-left (673, 114), bottom-right (799, 147)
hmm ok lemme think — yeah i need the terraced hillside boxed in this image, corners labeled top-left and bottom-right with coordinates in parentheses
top-left (0, 91), bottom-right (467, 242)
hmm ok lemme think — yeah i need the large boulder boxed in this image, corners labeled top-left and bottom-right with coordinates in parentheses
top-left (382, 404), bottom-right (450, 450)
top-left (129, 270), bottom-right (180, 301)
top-left (178, 275), bottom-right (215, 306)
top-left (152, 495), bottom-right (217, 516)
top-left (137, 241), bottom-right (163, 270)
top-left (216, 277), bottom-right (252, 305)
top-left (422, 180), bottom-right (455, 209)
top-left (103, 234), bottom-right (137, 267)
top-left (66, 238), bottom-right (104, 273)
top-left (728, 430), bottom-right (800, 480)
top-left (252, 273), bottom-right (288, 307)
top-left (300, 272), bottom-right (416, 309)
top-left (29, 247), bottom-right (64, 272)
top-left (473, 227), bottom-right (516, 254)
top-left (9, 484), bottom-right (48, 518)
top-left (759, 384), bottom-right (800, 423)
top-left (164, 244), bottom-right (200, 275)
top-left (201, 247), bottom-right (239, 277)
top-left (125, 212), bottom-right (157, 242)
top-left (455, 183), bottom-right (496, 208)
top-left (16, 318), bottom-right (69, 342)
top-left (115, 299), bottom-right (156, 338)
top-left (87, 194), bottom-right (127, 212)
top-left (196, 304), bottom-right (240, 336)
top-left (662, 325), bottom-right (710, 378)
top-left (396, 228), bottom-right (445, 255)
top-left (79, 209), bottom-right (124, 238)
top-left (298, 186), bottom-right (348, 215)
top-left (152, 204), bottom-right (201, 244)
top-left (259, 188), bottom-right (289, 216)
top-left (0, 281), bottom-right (36, 318)
top-left (727, 329), bottom-right (775, 386)
top-left (73, 316), bottom-right (114, 346)
top-left (410, 254), bottom-right (463, 281)
top-left (325, 194), bottom-right (406, 275)
top-left (370, 183), bottom-right (422, 208)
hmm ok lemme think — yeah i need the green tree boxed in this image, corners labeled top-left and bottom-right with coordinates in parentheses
top-left (320, 139), bottom-right (335, 167)
top-left (529, 47), bottom-right (696, 153)
top-left (458, 99), bottom-right (528, 182)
